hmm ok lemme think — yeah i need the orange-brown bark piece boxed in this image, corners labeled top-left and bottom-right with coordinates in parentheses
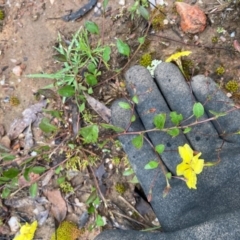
top-left (175, 2), bottom-right (207, 34)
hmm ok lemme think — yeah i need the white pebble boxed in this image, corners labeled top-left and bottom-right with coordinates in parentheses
top-left (163, 19), bottom-right (168, 25)
top-left (193, 35), bottom-right (199, 41)
top-left (119, 0), bottom-right (125, 5)
top-left (226, 92), bottom-right (232, 98)
top-left (108, 163), bottom-right (113, 170)
top-left (230, 32), bottom-right (235, 38)
top-left (30, 151), bottom-right (38, 157)
top-left (12, 66), bottom-right (22, 77)
top-left (8, 216), bottom-right (20, 232)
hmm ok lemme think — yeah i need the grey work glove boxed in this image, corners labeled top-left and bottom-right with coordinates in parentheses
top-left (96, 63), bottom-right (240, 239)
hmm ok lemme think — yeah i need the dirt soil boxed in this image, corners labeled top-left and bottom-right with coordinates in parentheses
top-left (1, 0), bottom-right (240, 239)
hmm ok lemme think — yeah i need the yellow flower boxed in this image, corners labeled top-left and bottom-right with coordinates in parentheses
top-left (176, 144), bottom-right (204, 189)
top-left (13, 221), bottom-right (38, 240)
top-left (165, 51), bottom-right (192, 62)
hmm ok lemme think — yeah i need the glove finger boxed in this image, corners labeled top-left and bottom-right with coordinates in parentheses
top-left (124, 65), bottom-right (187, 174)
top-left (191, 75), bottom-right (240, 143)
top-left (154, 63), bottom-right (223, 154)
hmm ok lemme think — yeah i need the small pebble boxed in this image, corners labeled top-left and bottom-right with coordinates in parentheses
top-left (94, 2), bottom-right (102, 16)
top-left (193, 35), bottom-right (199, 41)
top-left (163, 19), bottom-right (168, 25)
top-left (230, 32), bottom-right (235, 38)
top-left (30, 151), bottom-right (38, 157)
top-left (226, 92), bottom-right (232, 98)
top-left (3, 96), bottom-right (10, 103)
top-left (8, 216), bottom-right (20, 232)
top-left (12, 65), bottom-right (22, 77)
top-left (0, 79), bottom-right (5, 85)
top-left (220, 36), bottom-right (226, 42)
top-left (74, 198), bottom-right (85, 207)
top-left (119, 0), bottom-right (125, 5)
top-left (108, 163), bottom-right (113, 170)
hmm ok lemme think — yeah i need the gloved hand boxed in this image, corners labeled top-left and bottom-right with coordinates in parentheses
top-left (96, 63), bottom-right (240, 239)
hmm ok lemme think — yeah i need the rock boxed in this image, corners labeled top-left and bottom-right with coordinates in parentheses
top-left (0, 135), bottom-right (11, 149)
top-left (12, 65), bottom-right (23, 77)
top-left (175, 2), bottom-right (206, 34)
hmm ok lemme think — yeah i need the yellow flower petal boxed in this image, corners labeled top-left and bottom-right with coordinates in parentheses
top-left (192, 156), bottom-right (204, 174)
top-left (184, 169), bottom-right (197, 189)
top-left (165, 51), bottom-right (192, 62)
top-left (178, 144), bottom-right (193, 163)
top-left (176, 162), bottom-right (190, 176)
top-left (14, 221), bottom-right (38, 240)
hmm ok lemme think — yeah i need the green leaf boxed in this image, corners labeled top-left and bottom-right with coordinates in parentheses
top-left (44, 110), bottom-right (62, 119)
top-left (132, 95), bottom-right (139, 104)
top-left (96, 215), bottom-right (105, 227)
top-left (193, 102), bottom-right (204, 118)
top-left (167, 128), bottom-right (180, 137)
top-left (103, 46), bottom-right (111, 63)
top-left (155, 144), bottom-right (165, 154)
top-left (144, 161), bottom-right (159, 170)
top-left (123, 169), bottom-right (134, 176)
top-left (29, 183), bottom-right (38, 198)
top-left (93, 196), bottom-right (101, 207)
top-left (138, 36), bottom-right (145, 45)
top-left (0, 153), bottom-right (16, 161)
top-left (85, 73), bottom-right (98, 86)
top-left (1, 188), bottom-right (11, 199)
top-left (85, 21), bottom-right (99, 34)
top-left (23, 168), bottom-right (31, 181)
top-left (79, 102), bottom-right (85, 112)
top-left (116, 39), bottom-right (130, 57)
top-left (3, 168), bottom-right (19, 178)
top-left (86, 189), bottom-right (98, 205)
top-left (88, 87), bottom-right (93, 94)
top-left (87, 62), bottom-right (96, 74)
top-left (153, 113), bottom-right (166, 130)
top-left (183, 127), bottom-right (192, 134)
top-left (138, 5), bottom-right (149, 20)
top-left (88, 205), bottom-right (95, 214)
top-left (170, 111), bottom-right (183, 125)
top-left (209, 110), bottom-right (227, 118)
top-left (79, 125), bottom-right (99, 143)
top-left (132, 134), bottom-right (143, 149)
top-left (52, 54), bottom-right (67, 62)
top-left (39, 118), bottom-right (57, 133)
top-left (118, 102), bottom-right (131, 109)
top-left (100, 123), bottom-right (124, 133)
top-left (165, 172), bottom-right (172, 180)
top-left (57, 176), bottom-right (65, 185)
top-left (131, 114), bottom-right (136, 122)
top-left (55, 166), bottom-right (62, 174)
top-left (0, 177), bottom-right (11, 183)
top-left (58, 85), bottom-right (75, 97)
top-left (129, 175), bottom-right (139, 183)
top-left (103, 0), bottom-right (109, 11)
top-left (31, 166), bottom-right (46, 174)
